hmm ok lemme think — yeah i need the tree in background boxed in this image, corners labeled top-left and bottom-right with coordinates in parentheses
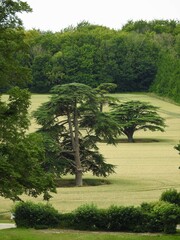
top-left (33, 83), bottom-right (119, 186)
top-left (0, 87), bottom-right (56, 201)
top-left (95, 83), bottom-right (118, 112)
top-left (0, 0), bottom-right (32, 91)
top-left (110, 100), bottom-right (166, 142)
top-left (23, 20), bottom-right (179, 105)
top-left (151, 34), bottom-right (180, 103)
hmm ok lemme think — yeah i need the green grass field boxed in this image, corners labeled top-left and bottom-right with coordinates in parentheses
top-left (0, 229), bottom-right (180, 240)
top-left (0, 93), bottom-right (180, 213)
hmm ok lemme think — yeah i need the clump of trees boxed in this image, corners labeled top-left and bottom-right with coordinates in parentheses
top-left (19, 19), bottom-right (180, 103)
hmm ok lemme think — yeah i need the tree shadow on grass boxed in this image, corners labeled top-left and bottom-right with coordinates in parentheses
top-left (115, 138), bottom-right (160, 143)
top-left (56, 178), bottom-right (111, 187)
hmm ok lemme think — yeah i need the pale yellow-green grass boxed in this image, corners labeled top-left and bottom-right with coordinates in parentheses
top-left (0, 93), bottom-right (180, 213)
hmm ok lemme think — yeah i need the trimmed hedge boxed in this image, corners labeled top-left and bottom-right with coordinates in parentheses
top-left (13, 201), bottom-right (180, 233)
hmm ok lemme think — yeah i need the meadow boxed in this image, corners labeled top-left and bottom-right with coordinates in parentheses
top-left (0, 93), bottom-right (180, 213)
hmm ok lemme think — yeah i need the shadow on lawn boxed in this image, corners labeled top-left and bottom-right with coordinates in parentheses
top-left (56, 178), bottom-right (111, 187)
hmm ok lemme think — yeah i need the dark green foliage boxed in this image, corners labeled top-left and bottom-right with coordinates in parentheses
top-left (14, 201), bottom-right (60, 228)
top-left (0, 1), bottom-right (32, 91)
top-left (13, 200), bottom-right (180, 234)
top-left (26, 23), bottom-right (160, 93)
top-left (160, 189), bottom-right (180, 206)
top-left (141, 201), bottom-right (180, 234)
top-left (58, 212), bottom-right (75, 229)
top-left (0, 87), bottom-right (56, 201)
top-left (63, 202), bottom-right (179, 234)
top-left (72, 204), bottom-right (102, 230)
top-left (106, 205), bottom-right (145, 232)
top-left (151, 51), bottom-right (180, 103)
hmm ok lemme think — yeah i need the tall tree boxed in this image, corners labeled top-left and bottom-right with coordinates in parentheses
top-left (110, 100), bottom-right (166, 142)
top-left (33, 83), bottom-right (119, 186)
top-left (0, 0), bottom-right (32, 91)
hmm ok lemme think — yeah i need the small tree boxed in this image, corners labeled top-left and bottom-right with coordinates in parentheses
top-left (33, 83), bottom-right (119, 186)
top-left (110, 100), bottom-right (166, 142)
top-left (95, 83), bottom-right (118, 112)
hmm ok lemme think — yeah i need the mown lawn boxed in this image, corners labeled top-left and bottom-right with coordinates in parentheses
top-left (0, 229), bottom-right (180, 240)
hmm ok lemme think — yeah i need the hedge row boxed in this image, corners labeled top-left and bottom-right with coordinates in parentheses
top-left (13, 200), bottom-right (180, 234)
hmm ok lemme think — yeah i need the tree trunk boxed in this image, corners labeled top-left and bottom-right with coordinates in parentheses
top-left (74, 101), bottom-right (83, 186)
top-left (125, 131), bottom-right (135, 143)
top-left (127, 135), bottom-right (134, 143)
top-left (67, 108), bottom-right (83, 186)
top-left (75, 170), bottom-right (83, 186)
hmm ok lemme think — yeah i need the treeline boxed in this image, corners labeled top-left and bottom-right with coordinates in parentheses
top-left (1, 19), bottom-right (180, 103)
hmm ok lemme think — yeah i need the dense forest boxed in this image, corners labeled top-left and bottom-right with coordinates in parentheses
top-left (1, 19), bottom-right (180, 103)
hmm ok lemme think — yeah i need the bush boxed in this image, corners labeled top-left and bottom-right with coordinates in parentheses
top-left (141, 201), bottom-right (180, 234)
top-left (59, 212), bottom-right (75, 229)
top-left (153, 201), bottom-right (180, 234)
top-left (160, 189), bottom-right (180, 206)
top-left (72, 204), bottom-right (104, 230)
top-left (13, 201), bottom-right (60, 228)
top-left (106, 205), bottom-right (145, 232)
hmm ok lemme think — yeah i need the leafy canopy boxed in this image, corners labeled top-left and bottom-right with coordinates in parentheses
top-left (0, 87), bottom-right (56, 201)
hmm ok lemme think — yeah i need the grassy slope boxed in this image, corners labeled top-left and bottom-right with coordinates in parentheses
top-left (0, 229), bottom-right (180, 240)
top-left (0, 93), bottom-right (180, 213)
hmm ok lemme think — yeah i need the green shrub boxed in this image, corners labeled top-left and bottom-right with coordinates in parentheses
top-left (141, 201), bottom-right (180, 234)
top-left (59, 212), bottom-right (75, 229)
top-left (13, 201), bottom-right (60, 228)
top-left (160, 189), bottom-right (180, 206)
top-left (106, 205), bottom-right (145, 232)
top-left (72, 204), bottom-right (103, 230)
top-left (153, 201), bottom-right (180, 234)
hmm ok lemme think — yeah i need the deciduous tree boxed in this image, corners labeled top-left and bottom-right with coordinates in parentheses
top-left (0, 87), bottom-right (56, 200)
top-left (0, 0), bottom-right (32, 91)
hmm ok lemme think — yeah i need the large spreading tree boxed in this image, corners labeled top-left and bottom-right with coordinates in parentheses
top-left (33, 83), bottom-right (120, 186)
top-left (0, 87), bottom-right (56, 201)
top-left (110, 100), bottom-right (166, 142)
